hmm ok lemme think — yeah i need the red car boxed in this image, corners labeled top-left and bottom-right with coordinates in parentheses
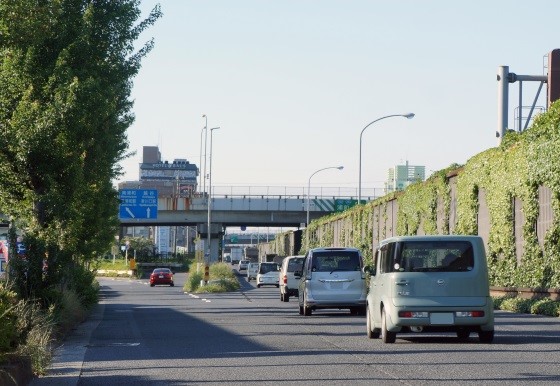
top-left (150, 268), bottom-right (174, 287)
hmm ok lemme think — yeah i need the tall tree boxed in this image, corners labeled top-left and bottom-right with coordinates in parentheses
top-left (0, 0), bottom-right (161, 297)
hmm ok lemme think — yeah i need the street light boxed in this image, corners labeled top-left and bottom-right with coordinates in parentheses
top-left (201, 114), bottom-right (208, 194)
top-left (207, 127), bottom-right (220, 263)
top-left (358, 113), bottom-right (414, 203)
top-left (307, 166), bottom-right (344, 226)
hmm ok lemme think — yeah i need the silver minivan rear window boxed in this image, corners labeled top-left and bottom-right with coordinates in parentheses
top-left (388, 241), bottom-right (474, 272)
top-left (312, 251), bottom-right (361, 272)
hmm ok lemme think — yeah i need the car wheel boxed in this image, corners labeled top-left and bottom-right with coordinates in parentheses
top-left (478, 330), bottom-right (494, 343)
top-left (150, 283), bottom-right (155, 287)
top-left (170, 283), bottom-right (174, 287)
top-left (457, 329), bottom-right (470, 341)
top-left (367, 306), bottom-right (380, 339)
top-left (303, 298), bottom-right (312, 316)
top-left (257, 284), bottom-right (261, 288)
top-left (381, 308), bottom-right (396, 343)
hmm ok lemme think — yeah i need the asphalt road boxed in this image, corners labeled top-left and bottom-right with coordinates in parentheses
top-left (31, 268), bottom-right (560, 385)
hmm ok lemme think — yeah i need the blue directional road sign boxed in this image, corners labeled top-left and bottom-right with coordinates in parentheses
top-left (119, 189), bottom-right (158, 219)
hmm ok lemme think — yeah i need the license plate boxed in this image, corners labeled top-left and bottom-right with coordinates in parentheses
top-left (159, 275), bottom-right (164, 278)
top-left (328, 282), bottom-right (343, 290)
top-left (430, 312), bottom-right (454, 325)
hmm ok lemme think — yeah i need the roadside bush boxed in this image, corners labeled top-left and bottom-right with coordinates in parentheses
top-left (209, 263), bottom-right (237, 280)
top-left (498, 297), bottom-right (533, 314)
top-left (0, 284), bottom-right (19, 361)
top-left (203, 278), bottom-right (240, 293)
top-left (530, 298), bottom-right (560, 317)
top-left (184, 271), bottom-right (203, 292)
top-left (14, 300), bottom-right (54, 375)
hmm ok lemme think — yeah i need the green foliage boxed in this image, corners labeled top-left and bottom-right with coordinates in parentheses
top-left (303, 101), bottom-right (560, 291)
top-left (529, 298), bottom-right (560, 317)
top-left (184, 271), bottom-right (203, 293)
top-left (493, 295), bottom-right (560, 317)
top-left (498, 297), bottom-right (533, 314)
top-left (209, 262), bottom-right (236, 280)
top-left (183, 262), bottom-right (241, 293)
top-left (0, 284), bottom-right (19, 359)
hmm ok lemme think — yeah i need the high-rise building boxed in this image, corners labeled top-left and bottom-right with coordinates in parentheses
top-left (386, 160), bottom-right (425, 193)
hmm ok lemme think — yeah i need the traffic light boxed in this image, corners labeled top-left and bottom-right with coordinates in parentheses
top-left (204, 264), bottom-right (210, 282)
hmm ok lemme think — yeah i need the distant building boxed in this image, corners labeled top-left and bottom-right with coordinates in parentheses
top-left (386, 161), bottom-right (425, 193)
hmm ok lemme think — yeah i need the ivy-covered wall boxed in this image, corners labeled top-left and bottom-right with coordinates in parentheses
top-left (298, 100), bottom-right (560, 290)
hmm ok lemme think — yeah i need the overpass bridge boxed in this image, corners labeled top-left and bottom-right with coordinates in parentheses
top-left (119, 185), bottom-right (383, 261)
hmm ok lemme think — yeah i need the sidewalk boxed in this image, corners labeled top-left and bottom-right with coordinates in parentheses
top-left (29, 302), bottom-right (105, 386)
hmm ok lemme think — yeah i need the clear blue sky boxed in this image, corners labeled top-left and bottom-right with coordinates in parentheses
top-left (118, 0), bottom-right (559, 195)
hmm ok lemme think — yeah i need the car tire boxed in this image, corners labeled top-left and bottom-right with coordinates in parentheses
top-left (381, 308), bottom-right (396, 343)
top-left (150, 283), bottom-right (155, 287)
top-left (303, 298), bottom-right (312, 316)
top-left (257, 284), bottom-right (261, 288)
top-left (478, 330), bottom-right (494, 343)
top-left (170, 283), bottom-right (174, 287)
top-left (367, 306), bottom-right (380, 339)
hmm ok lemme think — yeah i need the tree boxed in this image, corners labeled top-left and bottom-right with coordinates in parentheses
top-left (0, 0), bottom-right (161, 299)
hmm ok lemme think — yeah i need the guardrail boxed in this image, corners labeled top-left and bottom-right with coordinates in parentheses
top-left (198, 185), bottom-right (387, 200)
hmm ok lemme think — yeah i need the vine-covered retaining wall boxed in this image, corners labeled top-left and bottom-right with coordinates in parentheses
top-left (297, 101), bottom-right (560, 290)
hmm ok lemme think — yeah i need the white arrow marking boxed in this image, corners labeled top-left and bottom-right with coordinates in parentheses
top-left (125, 207), bottom-right (135, 218)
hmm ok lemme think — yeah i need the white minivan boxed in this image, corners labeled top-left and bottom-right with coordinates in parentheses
top-left (279, 255), bottom-right (305, 302)
top-left (365, 235), bottom-right (494, 343)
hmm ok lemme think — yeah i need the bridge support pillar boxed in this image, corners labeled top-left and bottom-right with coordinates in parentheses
top-left (197, 223), bottom-right (224, 264)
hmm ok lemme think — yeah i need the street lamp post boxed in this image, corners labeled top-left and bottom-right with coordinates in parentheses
top-left (358, 113), bottom-right (415, 203)
top-left (207, 127), bottom-right (220, 263)
top-left (307, 166), bottom-right (344, 226)
top-left (202, 115), bottom-right (208, 194)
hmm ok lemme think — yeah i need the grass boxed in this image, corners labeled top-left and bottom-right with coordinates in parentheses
top-left (183, 262), bottom-right (240, 293)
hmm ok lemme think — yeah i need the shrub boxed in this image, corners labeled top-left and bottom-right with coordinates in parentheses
top-left (499, 297), bottom-right (534, 314)
top-left (530, 298), bottom-right (560, 317)
top-left (0, 284), bottom-right (19, 360)
top-left (203, 278), bottom-right (240, 293)
top-left (209, 263), bottom-right (237, 280)
top-left (15, 300), bottom-right (54, 375)
top-left (184, 271), bottom-right (203, 292)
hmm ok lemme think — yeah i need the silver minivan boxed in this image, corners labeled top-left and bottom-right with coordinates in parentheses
top-left (297, 247), bottom-right (367, 316)
top-left (365, 235), bottom-right (494, 343)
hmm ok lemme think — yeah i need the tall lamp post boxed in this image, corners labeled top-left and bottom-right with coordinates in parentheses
top-left (201, 114), bottom-right (208, 194)
top-left (307, 166), bottom-right (344, 226)
top-left (358, 113), bottom-right (414, 203)
top-left (207, 127), bottom-right (220, 263)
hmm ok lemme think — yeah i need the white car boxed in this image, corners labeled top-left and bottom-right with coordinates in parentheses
top-left (257, 262), bottom-right (280, 288)
top-left (247, 262), bottom-right (259, 282)
top-left (238, 259), bottom-right (250, 271)
top-left (279, 255), bottom-right (305, 302)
